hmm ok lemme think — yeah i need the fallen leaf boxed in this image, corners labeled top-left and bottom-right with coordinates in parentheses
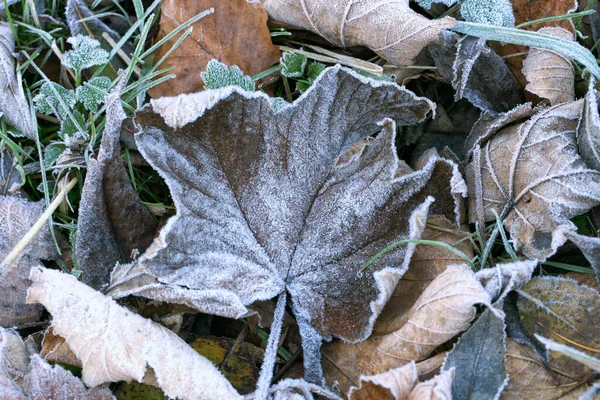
top-left (76, 74), bottom-right (156, 290)
top-left (40, 328), bottom-right (81, 368)
top-left (373, 216), bottom-right (473, 335)
top-left (475, 260), bottom-right (537, 302)
top-left (2, 329), bottom-right (29, 386)
top-left (561, 231), bottom-right (600, 283)
top-left (0, 22), bottom-right (35, 139)
top-left (578, 78), bottom-right (600, 171)
top-left (492, 0), bottom-right (577, 91)
top-left (0, 329), bottom-right (25, 400)
top-left (107, 66), bottom-right (466, 382)
top-left (442, 308), bottom-right (508, 400)
top-left (502, 339), bottom-right (583, 400)
top-left (407, 369), bottom-right (454, 400)
top-left (0, 150), bottom-right (21, 196)
top-left (147, 0), bottom-right (280, 98)
top-left (428, 32), bottom-right (525, 112)
top-left (322, 264), bottom-right (490, 395)
top-left (26, 267), bottom-right (241, 400)
top-left (261, 0), bottom-right (456, 66)
top-left (348, 362), bottom-right (417, 400)
top-left (23, 355), bottom-right (115, 400)
top-left (517, 276), bottom-right (600, 379)
top-left (0, 196), bottom-right (58, 327)
top-left (522, 27), bottom-right (575, 105)
top-left (465, 101), bottom-right (600, 260)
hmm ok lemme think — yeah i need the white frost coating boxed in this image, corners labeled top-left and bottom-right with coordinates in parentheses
top-left (26, 267), bottom-right (241, 400)
top-left (475, 260), bottom-right (537, 302)
top-left (0, 328), bottom-right (25, 400)
top-left (408, 368), bottom-right (454, 400)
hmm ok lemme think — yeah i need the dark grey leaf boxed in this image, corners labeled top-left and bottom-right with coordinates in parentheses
top-left (0, 150), bottom-right (21, 196)
top-left (442, 308), bottom-right (508, 400)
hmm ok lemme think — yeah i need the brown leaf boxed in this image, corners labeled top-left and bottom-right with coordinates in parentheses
top-left (348, 363), bottom-right (417, 400)
top-left (517, 276), bottom-right (600, 379)
top-left (492, 0), bottom-right (577, 91)
top-left (23, 355), bottom-right (114, 400)
top-left (107, 66), bottom-right (466, 381)
top-left (522, 27), bottom-right (575, 105)
top-left (26, 267), bottom-right (242, 400)
top-left (465, 101), bottom-right (600, 260)
top-left (373, 216), bottom-right (473, 335)
top-left (0, 197), bottom-right (58, 328)
top-left (147, 0), bottom-right (280, 98)
top-left (261, 0), bottom-right (456, 66)
top-left (407, 369), bottom-right (454, 400)
top-left (0, 329), bottom-right (25, 400)
top-left (502, 339), bottom-right (585, 400)
top-left (40, 328), bottom-right (81, 369)
top-left (76, 74), bottom-right (156, 290)
top-left (322, 264), bottom-right (490, 396)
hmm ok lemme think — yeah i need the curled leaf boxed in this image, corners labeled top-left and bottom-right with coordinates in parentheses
top-left (322, 264), bottom-right (490, 395)
top-left (475, 260), bottom-right (537, 302)
top-left (349, 362), bottom-right (417, 400)
top-left (578, 78), bottom-right (600, 171)
top-left (522, 27), bottom-right (575, 106)
top-left (465, 101), bottom-right (600, 260)
top-left (261, 0), bottom-right (456, 66)
top-left (26, 267), bottom-right (241, 400)
top-left (407, 369), bottom-right (454, 400)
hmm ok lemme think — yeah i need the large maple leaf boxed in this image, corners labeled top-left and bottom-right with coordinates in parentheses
top-left (108, 66), bottom-right (465, 381)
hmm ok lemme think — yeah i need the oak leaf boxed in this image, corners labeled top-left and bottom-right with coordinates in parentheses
top-left (107, 66), bottom-right (466, 382)
top-left (465, 101), bottom-right (600, 260)
top-left (260, 0), bottom-right (456, 66)
top-left (25, 267), bottom-right (241, 400)
top-left (522, 27), bottom-right (575, 106)
top-left (147, 0), bottom-right (280, 98)
top-left (322, 264), bottom-right (490, 395)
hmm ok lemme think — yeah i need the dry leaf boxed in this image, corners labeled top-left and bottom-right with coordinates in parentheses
top-left (147, 0), bottom-right (280, 97)
top-left (0, 22), bottom-right (35, 139)
top-left (40, 328), bottom-right (81, 368)
top-left (26, 267), bottom-right (241, 400)
top-left (0, 197), bottom-right (58, 327)
top-left (475, 260), bottom-right (537, 302)
top-left (348, 362), bottom-right (417, 400)
top-left (0, 150), bottom-right (21, 196)
top-left (407, 369), bottom-right (454, 400)
top-left (465, 101), bottom-right (600, 260)
top-left (522, 27), bottom-right (575, 106)
top-left (517, 276), bottom-right (600, 379)
top-left (442, 308), bottom-right (508, 400)
top-left (492, 0), bottom-right (577, 91)
top-left (502, 339), bottom-right (584, 400)
top-left (23, 355), bottom-right (115, 400)
top-left (261, 0), bottom-right (456, 66)
top-left (578, 77), bottom-right (600, 171)
top-left (373, 216), bottom-right (473, 335)
top-left (107, 66), bottom-right (466, 381)
top-left (561, 232), bottom-right (600, 282)
top-left (322, 264), bottom-right (490, 395)
top-left (0, 329), bottom-right (25, 400)
top-left (76, 74), bottom-right (156, 290)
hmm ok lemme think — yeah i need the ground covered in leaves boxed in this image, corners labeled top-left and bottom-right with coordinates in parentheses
top-left (1, 0), bottom-right (600, 399)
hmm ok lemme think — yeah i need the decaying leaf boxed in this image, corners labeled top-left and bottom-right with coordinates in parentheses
top-left (561, 231), bottom-right (600, 283)
top-left (502, 339), bottom-right (584, 400)
top-left (475, 260), bottom-right (537, 302)
top-left (76, 74), bottom-right (156, 290)
top-left (322, 264), bottom-right (490, 395)
top-left (0, 22), bottom-right (35, 139)
top-left (428, 32), bottom-right (524, 113)
top-left (26, 267), bottom-right (241, 400)
top-left (348, 363), bottom-right (417, 400)
top-left (147, 0), bottom-right (280, 98)
top-left (578, 78), bottom-right (600, 171)
top-left (373, 216), bottom-right (473, 335)
top-left (0, 197), bottom-right (58, 328)
top-left (107, 66), bottom-right (466, 381)
top-left (522, 27), bottom-right (575, 106)
top-left (442, 308), bottom-right (508, 400)
top-left (23, 355), bottom-right (115, 400)
top-left (517, 276), bottom-right (600, 379)
top-left (407, 369), bottom-right (454, 400)
top-left (261, 0), bottom-right (456, 66)
top-left (40, 328), bottom-right (81, 368)
top-left (465, 101), bottom-right (600, 260)
top-left (0, 329), bottom-right (25, 400)
top-left (0, 150), bottom-right (21, 196)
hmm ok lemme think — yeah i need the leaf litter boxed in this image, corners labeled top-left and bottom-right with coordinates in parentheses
top-left (2, 0), bottom-right (600, 398)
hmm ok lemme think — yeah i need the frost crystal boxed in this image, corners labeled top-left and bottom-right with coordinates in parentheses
top-left (34, 82), bottom-right (76, 118)
top-left (201, 59), bottom-right (255, 91)
top-left (76, 76), bottom-right (112, 112)
top-left (460, 0), bottom-right (515, 27)
top-left (62, 35), bottom-right (110, 75)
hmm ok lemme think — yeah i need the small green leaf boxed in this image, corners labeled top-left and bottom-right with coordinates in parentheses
top-left (76, 76), bottom-right (112, 112)
top-left (62, 35), bottom-right (110, 76)
top-left (306, 62), bottom-right (326, 81)
top-left (352, 68), bottom-right (394, 82)
top-left (44, 143), bottom-right (67, 167)
top-left (34, 82), bottom-right (77, 118)
top-left (201, 59), bottom-right (255, 91)
top-left (59, 110), bottom-right (87, 140)
top-left (270, 97), bottom-right (289, 111)
top-left (281, 52), bottom-right (307, 78)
